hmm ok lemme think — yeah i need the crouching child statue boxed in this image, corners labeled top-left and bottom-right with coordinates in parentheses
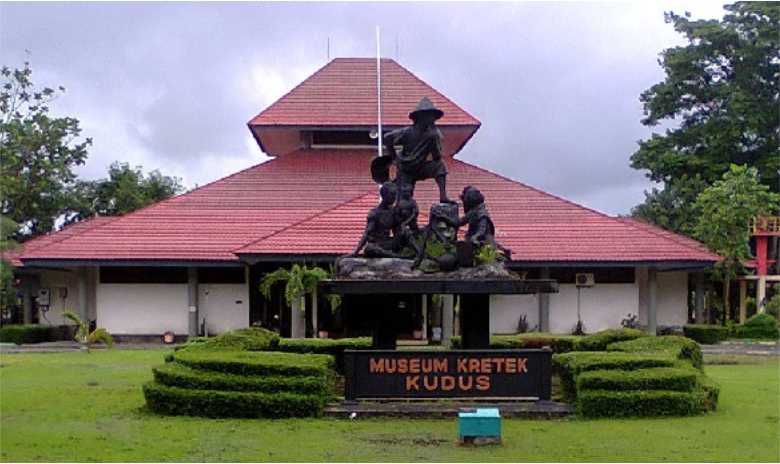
top-left (414, 203), bottom-right (461, 273)
top-left (459, 185), bottom-right (512, 263)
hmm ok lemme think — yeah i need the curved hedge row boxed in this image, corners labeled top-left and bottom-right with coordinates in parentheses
top-left (144, 328), bottom-right (337, 418)
top-left (152, 362), bottom-right (331, 394)
top-left (553, 351), bottom-right (677, 402)
top-left (576, 367), bottom-right (699, 392)
top-left (143, 382), bottom-right (327, 418)
top-left (172, 349), bottom-right (334, 377)
top-left (607, 335), bottom-right (703, 369)
top-left (577, 389), bottom-right (707, 418)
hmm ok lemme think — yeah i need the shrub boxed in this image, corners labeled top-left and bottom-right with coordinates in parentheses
top-left (765, 294), bottom-right (780, 321)
top-left (172, 349), bottom-right (334, 377)
top-left (574, 328), bottom-right (645, 351)
top-left (576, 389), bottom-right (707, 418)
top-left (576, 367), bottom-right (699, 392)
top-left (449, 333), bottom-right (578, 353)
top-left (733, 314), bottom-right (779, 340)
top-left (553, 351), bottom-right (677, 402)
top-left (276, 337), bottom-right (372, 374)
top-left (143, 382), bottom-right (327, 418)
top-left (698, 375), bottom-right (720, 411)
top-left (607, 336), bottom-right (703, 369)
top-left (152, 362), bottom-right (331, 395)
top-left (178, 327), bottom-right (279, 352)
top-left (683, 324), bottom-right (729, 344)
top-left (0, 324), bottom-right (56, 345)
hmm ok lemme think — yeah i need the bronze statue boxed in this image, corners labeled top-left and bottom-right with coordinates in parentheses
top-left (382, 97), bottom-right (454, 204)
top-left (349, 182), bottom-right (402, 258)
top-left (459, 186), bottom-right (512, 259)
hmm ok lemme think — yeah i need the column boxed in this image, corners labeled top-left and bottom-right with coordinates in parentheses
top-left (648, 268), bottom-right (657, 336)
top-left (441, 294), bottom-right (454, 344)
top-left (757, 276), bottom-right (767, 313)
top-left (739, 280), bottom-right (747, 323)
top-left (311, 288), bottom-right (318, 338)
top-left (538, 267), bottom-right (550, 332)
top-left (421, 294), bottom-right (428, 341)
top-left (78, 267), bottom-right (88, 321)
top-left (636, 267), bottom-right (649, 326)
top-left (290, 296), bottom-right (305, 338)
top-left (459, 294), bottom-right (490, 349)
top-left (694, 272), bottom-right (705, 324)
top-left (22, 280), bottom-right (33, 324)
top-left (187, 267), bottom-right (199, 337)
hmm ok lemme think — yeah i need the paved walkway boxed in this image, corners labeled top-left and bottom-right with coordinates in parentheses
top-left (700, 340), bottom-right (779, 356)
top-left (0, 341), bottom-right (178, 353)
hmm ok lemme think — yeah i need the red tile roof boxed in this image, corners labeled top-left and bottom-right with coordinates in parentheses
top-left (235, 156), bottom-right (720, 263)
top-left (4, 216), bottom-right (114, 267)
top-left (21, 150), bottom-right (376, 262)
top-left (248, 58), bottom-right (481, 127)
top-left (20, 151), bottom-right (719, 264)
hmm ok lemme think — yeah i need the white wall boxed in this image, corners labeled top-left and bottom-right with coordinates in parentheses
top-left (548, 284), bottom-right (639, 334)
top-left (97, 284), bottom-right (189, 334)
top-left (489, 271), bottom-right (691, 335)
top-left (657, 271), bottom-right (689, 327)
top-left (37, 270), bottom-right (79, 326)
top-left (199, 283), bottom-right (249, 335)
top-left (489, 294), bottom-right (539, 334)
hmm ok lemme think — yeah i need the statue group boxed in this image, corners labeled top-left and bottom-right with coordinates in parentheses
top-left (349, 97), bottom-right (510, 273)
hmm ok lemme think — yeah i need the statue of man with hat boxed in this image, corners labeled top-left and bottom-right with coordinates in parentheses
top-left (373, 97), bottom-right (455, 204)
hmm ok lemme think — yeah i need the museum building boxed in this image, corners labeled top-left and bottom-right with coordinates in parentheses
top-left (7, 58), bottom-right (720, 341)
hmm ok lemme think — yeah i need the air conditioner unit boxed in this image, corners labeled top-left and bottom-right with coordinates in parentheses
top-left (575, 273), bottom-right (595, 287)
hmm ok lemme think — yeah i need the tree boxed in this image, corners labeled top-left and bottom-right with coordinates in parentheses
top-left (693, 164), bottom-right (780, 321)
top-left (0, 60), bottom-right (91, 238)
top-left (62, 310), bottom-right (114, 352)
top-left (631, 3), bottom-right (780, 235)
top-left (66, 162), bottom-right (184, 223)
top-left (0, 216), bottom-right (19, 314)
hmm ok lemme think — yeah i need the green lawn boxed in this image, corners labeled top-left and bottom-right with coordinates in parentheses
top-left (1, 349), bottom-right (778, 462)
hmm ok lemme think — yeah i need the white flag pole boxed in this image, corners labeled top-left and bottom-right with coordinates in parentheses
top-left (376, 25), bottom-right (382, 158)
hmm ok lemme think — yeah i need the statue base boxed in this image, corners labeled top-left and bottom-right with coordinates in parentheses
top-left (336, 257), bottom-right (514, 280)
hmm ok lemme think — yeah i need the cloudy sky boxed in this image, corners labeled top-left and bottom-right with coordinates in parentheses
top-left (1, 1), bottom-right (726, 215)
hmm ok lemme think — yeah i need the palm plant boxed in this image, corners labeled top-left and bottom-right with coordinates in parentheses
top-left (62, 310), bottom-right (114, 352)
top-left (260, 264), bottom-right (341, 312)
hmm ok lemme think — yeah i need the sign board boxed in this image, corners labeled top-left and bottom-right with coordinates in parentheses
top-left (343, 349), bottom-right (551, 400)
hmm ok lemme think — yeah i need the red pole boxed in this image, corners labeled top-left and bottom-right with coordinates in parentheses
top-left (756, 236), bottom-right (768, 276)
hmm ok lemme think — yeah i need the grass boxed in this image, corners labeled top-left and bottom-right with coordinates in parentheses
top-left (1, 349), bottom-right (778, 462)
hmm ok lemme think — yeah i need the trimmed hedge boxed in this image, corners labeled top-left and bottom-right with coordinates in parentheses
top-left (173, 350), bottom-right (334, 377)
top-left (450, 333), bottom-right (579, 353)
top-left (733, 314), bottom-right (779, 340)
top-left (178, 327), bottom-right (279, 352)
top-left (576, 367), bottom-right (699, 392)
top-left (0, 324), bottom-right (57, 345)
top-left (683, 324), bottom-right (729, 345)
top-left (607, 335), bottom-right (703, 369)
top-left (277, 337), bottom-right (372, 373)
top-left (143, 382), bottom-right (326, 418)
top-left (574, 328), bottom-right (645, 351)
top-left (698, 375), bottom-right (721, 411)
top-left (553, 351), bottom-right (677, 402)
top-left (152, 362), bottom-right (331, 395)
top-left (577, 389), bottom-right (707, 418)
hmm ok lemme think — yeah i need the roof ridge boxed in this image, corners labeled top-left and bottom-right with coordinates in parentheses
top-left (390, 59), bottom-right (481, 126)
top-left (233, 188), bottom-right (377, 254)
top-left (452, 159), bottom-right (720, 260)
top-left (246, 60), bottom-right (335, 125)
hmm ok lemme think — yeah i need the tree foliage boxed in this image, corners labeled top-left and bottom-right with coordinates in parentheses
top-left (631, 3), bottom-right (780, 234)
top-left (66, 161), bottom-right (183, 224)
top-left (0, 61), bottom-right (91, 238)
top-left (693, 164), bottom-right (780, 311)
top-left (62, 310), bottom-right (114, 352)
top-left (259, 264), bottom-right (340, 312)
top-left (0, 216), bottom-right (19, 311)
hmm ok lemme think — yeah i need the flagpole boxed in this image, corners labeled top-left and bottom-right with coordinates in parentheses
top-left (376, 25), bottom-right (382, 158)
